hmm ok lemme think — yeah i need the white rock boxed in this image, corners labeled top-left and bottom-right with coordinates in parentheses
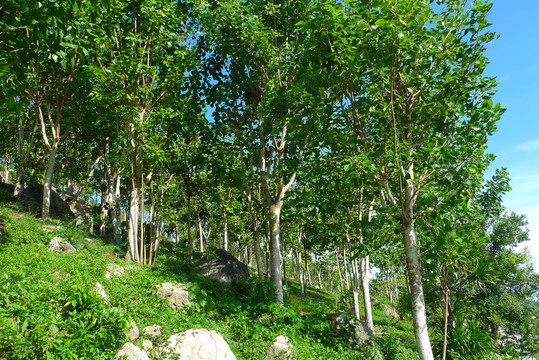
top-left (105, 263), bottom-right (125, 279)
top-left (94, 282), bottom-right (109, 303)
top-left (156, 282), bottom-right (190, 310)
top-left (114, 342), bottom-right (150, 360)
top-left (160, 328), bottom-right (236, 360)
top-left (142, 324), bottom-right (162, 337)
top-left (267, 335), bottom-right (294, 359)
top-left (126, 320), bottom-right (139, 341)
top-left (47, 237), bottom-right (76, 253)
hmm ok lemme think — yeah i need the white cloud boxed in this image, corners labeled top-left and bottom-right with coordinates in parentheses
top-left (515, 138), bottom-right (539, 151)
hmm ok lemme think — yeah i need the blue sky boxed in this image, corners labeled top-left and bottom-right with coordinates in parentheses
top-left (484, 0), bottom-right (539, 271)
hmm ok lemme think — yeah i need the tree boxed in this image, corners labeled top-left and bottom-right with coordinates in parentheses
top-left (198, 0), bottom-right (321, 303)
top-left (314, 1), bottom-right (503, 358)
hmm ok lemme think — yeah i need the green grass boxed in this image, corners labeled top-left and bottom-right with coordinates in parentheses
top-left (0, 203), bottom-right (420, 359)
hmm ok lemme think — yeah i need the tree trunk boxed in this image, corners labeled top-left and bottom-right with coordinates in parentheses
top-left (361, 256), bottom-right (374, 331)
top-left (269, 202), bottom-right (284, 303)
top-left (297, 248), bottom-right (305, 294)
top-left (42, 143), bottom-right (58, 219)
top-left (127, 185), bottom-right (139, 262)
top-left (1, 156), bottom-right (10, 183)
top-left (343, 246), bottom-right (351, 291)
top-left (402, 218), bottom-right (434, 360)
top-left (187, 193), bottom-right (192, 261)
top-left (223, 211), bottom-right (229, 251)
top-left (112, 173), bottom-right (122, 244)
top-left (282, 240), bottom-right (288, 293)
top-left (336, 247), bottom-right (345, 296)
top-left (254, 224), bottom-right (264, 278)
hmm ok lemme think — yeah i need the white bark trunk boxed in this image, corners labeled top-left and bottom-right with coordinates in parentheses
top-left (42, 143), bottom-right (58, 219)
top-left (127, 186), bottom-right (139, 261)
top-left (269, 203), bottom-right (284, 303)
top-left (223, 212), bottom-right (229, 251)
top-left (402, 209), bottom-right (434, 359)
top-left (112, 174), bottom-right (122, 244)
top-left (361, 256), bottom-right (374, 331)
top-left (297, 248), bottom-right (305, 294)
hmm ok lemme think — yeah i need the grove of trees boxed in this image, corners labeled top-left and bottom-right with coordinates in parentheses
top-left (1, 1), bottom-right (537, 359)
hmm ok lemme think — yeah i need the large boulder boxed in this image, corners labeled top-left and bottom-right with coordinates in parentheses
top-left (156, 282), bottom-right (191, 310)
top-left (16, 183), bottom-right (74, 220)
top-left (267, 335), bottom-right (294, 360)
top-left (195, 249), bottom-right (249, 284)
top-left (160, 328), bottom-right (236, 360)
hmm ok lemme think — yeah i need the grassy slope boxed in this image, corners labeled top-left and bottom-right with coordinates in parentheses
top-left (0, 204), bottom-right (418, 360)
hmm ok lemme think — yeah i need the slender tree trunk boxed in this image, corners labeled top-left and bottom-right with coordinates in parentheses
top-left (282, 240), bottom-right (288, 293)
top-left (361, 256), bottom-right (373, 330)
top-left (223, 211), bottom-right (229, 251)
top-left (442, 262), bottom-right (449, 360)
top-left (112, 173), bottom-right (122, 244)
top-left (269, 202), bottom-right (284, 303)
top-left (360, 203), bottom-right (374, 332)
top-left (343, 246), bottom-right (351, 291)
top-left (402, 217), bottom-right (433, 360)
top-left (297, 248), bottom-right (305, 294)
top-left (127, 185), bottom-right (139, 261)
top-left (254, 224), bottom-right (264, 278)
top-left (1, 156), bottom-right (10, 183)
top-left (336, 247), bottom-right (345, 296)
top-left (42, 143), bottom-right (58, 219)
top-left (197, 210), bottom-right (204, 253)
top-left (187, 193), bottom-right (192, 261)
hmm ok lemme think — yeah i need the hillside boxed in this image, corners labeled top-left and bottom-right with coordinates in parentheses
top-left (0, 203), bottom-right (418, 360)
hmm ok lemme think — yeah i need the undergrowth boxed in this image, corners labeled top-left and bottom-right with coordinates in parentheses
top-left (0, 203), bottom-right (420, 359)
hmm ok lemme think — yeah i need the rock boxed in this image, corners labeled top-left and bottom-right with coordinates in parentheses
top-left (94, 282), bottom-right (109, 303)
top-left (195, 249), bottom-right (249, 284)
top-left (327, 312), bottom-right (349, 333)
top-left (142, 340), bottom-right (153, 350)
top-left (65, 198), bottom-right (93, 228)
top-left (267, 335), bottom-right (294, 360)
top-left (351, 320), bottom-right (375, 347)
top-left (43, 225), bottom-right (62, 233)
top-left (16, 183), bottom-right (74, 220)
top-left (156, 282), bottom-right (190, 310)
top-left (114, 342), bottom-right (150, 360)
top-left (142, 324), bottom-right (163, 337)
top-left (382, 304), bottom-right (400, 320)
top-left (105, 264), bottom-right (125, 279)
top-left (48, 237), bottom-right (76, 253)
top-left (126, 321), bottom-right (139, 341)
top-left (370, 297), bottom-right (380, 306)
top-left (160, 328), bottom-right (236, 360)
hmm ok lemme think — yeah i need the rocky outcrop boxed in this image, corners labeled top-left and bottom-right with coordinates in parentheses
top-left (16, 183), bottom-right (74, 220)
top-left (114, 342), bottom-right (150, 360)
top-left (195, 249), bottom-right (249, 284)
top-left (156, 282), bottom-right (191, 310)
top-left (267, 335), bottom-right (294, 359)
top-left (382, 304), bottom-right (400, 320)
top-left (48, 237), bottom-right (76, 253)
top-left (160, 328), bottom-right (236, 360)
